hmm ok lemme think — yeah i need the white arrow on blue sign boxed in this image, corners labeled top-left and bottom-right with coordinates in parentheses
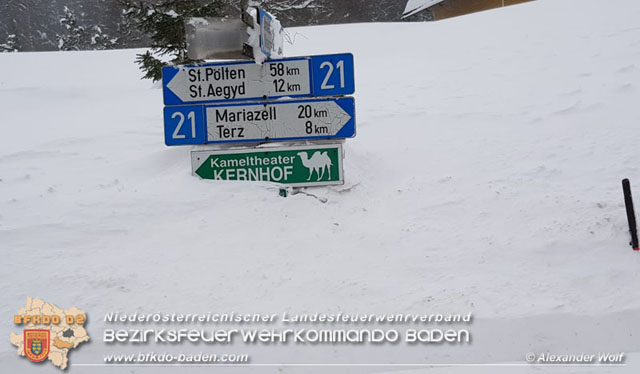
top-left (164, 97), bottom-right (355, 146)
top-left (162, 53), bottom-right (355, 105)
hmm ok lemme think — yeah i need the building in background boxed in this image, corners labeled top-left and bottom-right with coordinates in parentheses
top-left (403, 0), bottom-right (535, 21)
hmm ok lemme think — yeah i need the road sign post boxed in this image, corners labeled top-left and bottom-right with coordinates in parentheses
top-left (162, 53), bottom-right (355, 105)
top-left (191, 144), bottom-right (344, 187)
top-left (164, 97), bottom-right (355, 146)
top-left (161, 11), bottom-right (355, 188)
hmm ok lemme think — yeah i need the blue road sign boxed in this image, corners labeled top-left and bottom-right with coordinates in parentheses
top-left (164, 97), bottom-right (355, 146)
top-left (162, 53), bottom-right (355, 106)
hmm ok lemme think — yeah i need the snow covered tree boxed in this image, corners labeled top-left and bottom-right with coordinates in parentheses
top-left (88, 25), bottom-right (119, 50)
top-left (58, 6), bottom-right (85, 50)
top-left (0, 34), bottom-right (19, 52)
top-left (254, 0), bottom-right (334, 26)
top-left (119, 0), bottom-right (227, 82)
top-left (247, 0), bottom-right (404, 27)
top-left (57, 6), bottom-right (118, 51)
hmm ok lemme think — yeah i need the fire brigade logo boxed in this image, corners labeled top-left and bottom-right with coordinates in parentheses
top-left (11, 298), bottom-right (90, 370)
top-left (24, 330), bottom-right (50, 362)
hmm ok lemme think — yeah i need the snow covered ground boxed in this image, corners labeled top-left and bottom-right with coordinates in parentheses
top-left (1, 0), bottom-right (640, 372)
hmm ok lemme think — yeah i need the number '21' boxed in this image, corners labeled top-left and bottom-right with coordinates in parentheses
top-left (171, 111), bottom-right (196, 139)
top-left (320, 60), bottom-right (345, 90)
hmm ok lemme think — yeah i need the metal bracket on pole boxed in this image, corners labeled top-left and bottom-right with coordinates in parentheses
top-left (242, 10), bottom-right (254, 27)
top-left (242, 43), bottom-right (254, 58)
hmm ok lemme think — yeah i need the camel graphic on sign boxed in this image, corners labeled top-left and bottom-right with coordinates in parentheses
top-left (297, 151), bottom-right (333, 181)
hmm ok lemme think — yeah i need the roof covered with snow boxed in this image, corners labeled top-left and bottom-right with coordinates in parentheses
top-left (402, 0), bottom-right (446, 18)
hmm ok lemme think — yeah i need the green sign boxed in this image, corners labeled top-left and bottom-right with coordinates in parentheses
top-left (191, 144), bottom-right (344, 186)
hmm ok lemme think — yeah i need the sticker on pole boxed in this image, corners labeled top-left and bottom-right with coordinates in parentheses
top-left (258, 8), bottom-right (283, 58)
top-left (191, 144), bottom-right (344, 187)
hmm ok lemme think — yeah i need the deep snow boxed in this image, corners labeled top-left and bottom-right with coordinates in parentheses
top-left (1, 0), bottom-right (640, 372)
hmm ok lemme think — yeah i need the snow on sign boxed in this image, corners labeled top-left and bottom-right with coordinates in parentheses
top-left (192, 144), bottom-right (344, 187)
top-left (164, 97), bottom-right (355, 146)
top-left (162, 53), bottom-right (355, 105)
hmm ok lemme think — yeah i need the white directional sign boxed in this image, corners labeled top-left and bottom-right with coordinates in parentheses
top-left (162, 53), bottom-right (355, 105)
top-left (164, 97), bottom-right (355, 145)
top-left (165, 59), bottom-right (308, 104)
top-left (207, 98), bottom-right (354, 143)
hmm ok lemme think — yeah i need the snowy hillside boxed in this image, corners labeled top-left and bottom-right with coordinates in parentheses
top-left (1, 0), bottom-right (640, 373)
